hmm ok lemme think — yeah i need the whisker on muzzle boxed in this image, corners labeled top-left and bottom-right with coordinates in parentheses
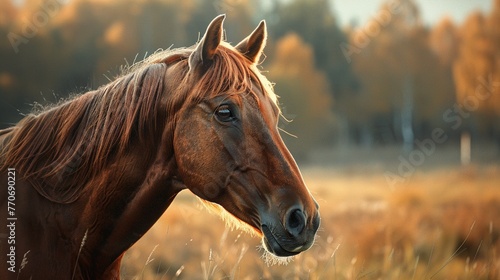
top-left (257, 244), bottom-right (294, 266)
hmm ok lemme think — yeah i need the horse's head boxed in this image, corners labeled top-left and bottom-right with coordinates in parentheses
top-left (173, 15), bottom-right (320, 258)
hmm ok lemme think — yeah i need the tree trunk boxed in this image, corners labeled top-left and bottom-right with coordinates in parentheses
top-left (401, 75), bottom-right (414, 154)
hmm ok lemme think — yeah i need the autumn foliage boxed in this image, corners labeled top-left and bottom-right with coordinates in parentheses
top-left (1, 0), bottom-right (499, 156)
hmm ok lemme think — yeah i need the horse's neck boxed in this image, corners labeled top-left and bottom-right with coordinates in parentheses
top-left (78, 130), bottom-right (185, 275)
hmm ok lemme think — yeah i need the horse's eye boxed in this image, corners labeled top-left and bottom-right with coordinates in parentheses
top-left (215, 104), bottom-right (235, 122)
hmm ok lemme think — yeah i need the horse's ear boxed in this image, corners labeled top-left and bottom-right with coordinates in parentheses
top-left (189, 14), bottom-right (225, 70)
top-left (235, 20), bottom-right (267, 64)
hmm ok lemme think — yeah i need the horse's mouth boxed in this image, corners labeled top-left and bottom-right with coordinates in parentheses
top-left (261, 225), bottom-right (302, 257)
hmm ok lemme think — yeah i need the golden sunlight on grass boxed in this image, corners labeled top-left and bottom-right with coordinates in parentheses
top-left (121, 164), bottom-right (500, 279)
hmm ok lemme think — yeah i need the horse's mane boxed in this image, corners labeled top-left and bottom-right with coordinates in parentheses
top-left (0, 42), bottom-right (277, 204)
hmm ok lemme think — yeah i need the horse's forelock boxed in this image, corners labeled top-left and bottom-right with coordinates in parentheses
top-left (187, 43), bottom-right (278, 107)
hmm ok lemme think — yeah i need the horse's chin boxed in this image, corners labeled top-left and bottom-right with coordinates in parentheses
top-left (258, 243), bottom-right (295, 266)
top-left (261, 225), bottom-right (301, 257)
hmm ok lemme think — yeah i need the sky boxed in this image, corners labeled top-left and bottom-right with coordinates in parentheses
top-left (333, 0), bottom-right (493, 26)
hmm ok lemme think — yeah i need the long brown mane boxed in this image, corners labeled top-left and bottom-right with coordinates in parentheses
top-left (0, 43), bottom-right (276, 204)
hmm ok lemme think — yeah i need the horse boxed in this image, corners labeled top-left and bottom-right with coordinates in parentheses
top-left (0, 15), bottom-right (320, 279)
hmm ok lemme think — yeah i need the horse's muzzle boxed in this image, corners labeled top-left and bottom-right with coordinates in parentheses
top-left (261, 208), bottom-right (320, 257)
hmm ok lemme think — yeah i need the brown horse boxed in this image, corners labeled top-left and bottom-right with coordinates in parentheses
top-left (0, 15), bottom-right (319, 279)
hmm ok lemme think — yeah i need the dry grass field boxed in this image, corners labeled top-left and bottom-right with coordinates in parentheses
top-left (120, 148), bottom-right (500, 280)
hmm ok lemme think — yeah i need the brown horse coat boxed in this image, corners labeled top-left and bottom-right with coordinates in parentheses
top-left (0, 15), bottom-right (319, 279)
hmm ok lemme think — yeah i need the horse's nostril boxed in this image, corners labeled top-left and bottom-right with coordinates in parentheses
top-left (285, 209), bottom-right (306, 237)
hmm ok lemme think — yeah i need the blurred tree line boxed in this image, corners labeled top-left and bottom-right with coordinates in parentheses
top-left (0, 0), bottom-right (499, 158)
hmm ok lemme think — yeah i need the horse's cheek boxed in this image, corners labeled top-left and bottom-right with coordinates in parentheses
top-left (174, 119), bottom-right (213, 178)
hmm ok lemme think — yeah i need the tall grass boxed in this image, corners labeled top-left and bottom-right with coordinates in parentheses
top-left (121, 164), bottom-right (500, 279)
